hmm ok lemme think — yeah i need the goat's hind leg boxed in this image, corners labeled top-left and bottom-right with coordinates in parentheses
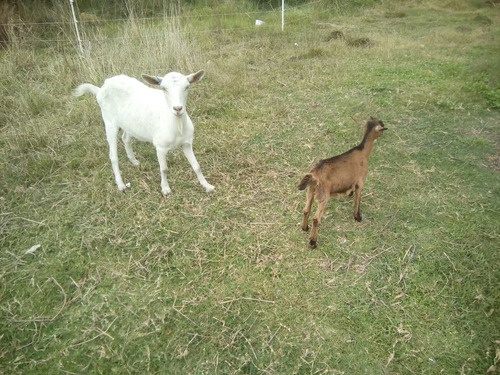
top-left (122, 131), bottom-right (140, 166)
top-left (301, 186), bottom-right (315, 231)
top-left (105, 121), bottom-right (127, 191)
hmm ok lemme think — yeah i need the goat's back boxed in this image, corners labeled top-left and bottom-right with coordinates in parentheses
top-left (96, 75), bottom-right (169, 141)
top-left (313, 150), bottom-right (368, 194)
top-left (97, 75), bottom-right (164, 110)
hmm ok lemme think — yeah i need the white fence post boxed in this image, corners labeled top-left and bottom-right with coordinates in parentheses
top-left (282, 0), bottom-right (285, 31)
top-left (69, 0), bottom-right (83, 54)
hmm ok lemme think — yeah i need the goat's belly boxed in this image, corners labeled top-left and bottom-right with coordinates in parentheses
top-left (130, 133), bottom-right (151, 142)
top-left (330, 185), bottom-right (354, 197)
top-left (120, 123), bottom-right (155, 143)
top-left (152, 131), bottom-right (191, 149)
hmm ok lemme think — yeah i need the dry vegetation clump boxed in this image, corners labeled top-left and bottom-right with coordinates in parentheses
top-left (76, 15), bottom-right (204, 85)
top-left (385, 10), bottom-right (407, 18)
top-left (325, 29), bottom-right (344, 41)
top-left (0, 2), bottom-right (17, 48)
top-left (322, 27), bottom-right (373, 48)
top-left (473, 13), bottom-right (493, 25)
top-left (345, 36), bottom-right (374, 48)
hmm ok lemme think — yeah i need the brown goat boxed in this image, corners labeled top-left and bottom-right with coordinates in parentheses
top-left (298, 117), bottom-right (387, 248)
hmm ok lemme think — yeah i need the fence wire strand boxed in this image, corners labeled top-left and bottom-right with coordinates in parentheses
top-left (0, 9), bottom-right (279, 27)
top-left (1, 2), bottom-right (331, 48)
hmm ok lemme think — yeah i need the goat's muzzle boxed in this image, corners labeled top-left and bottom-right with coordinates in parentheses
top-left (173, 106), bottom-right (183, 116)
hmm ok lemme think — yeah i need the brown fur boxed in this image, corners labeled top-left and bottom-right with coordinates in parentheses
top-left (298, 117), bottom-right (387, 248)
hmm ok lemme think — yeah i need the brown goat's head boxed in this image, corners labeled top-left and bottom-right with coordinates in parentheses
top-left (366, 117), bottom-right (387, 138)
top-left (353, 116), bottom-right (387, 138)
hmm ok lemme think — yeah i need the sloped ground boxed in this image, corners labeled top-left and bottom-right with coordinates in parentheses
top-left (0, 1), bottom-right (499, 373)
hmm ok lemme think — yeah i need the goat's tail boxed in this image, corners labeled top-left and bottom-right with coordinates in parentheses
top-left (298, 173), bottom-right (315, 190)
top-left (72, 83), bottom-right (100, 97)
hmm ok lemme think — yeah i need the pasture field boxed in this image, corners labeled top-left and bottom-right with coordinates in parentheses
top-left (0, 0), bottom-right (499, 374)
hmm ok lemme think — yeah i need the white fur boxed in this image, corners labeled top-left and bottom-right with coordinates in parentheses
top-left (73, 71), bottom-right (214, 195)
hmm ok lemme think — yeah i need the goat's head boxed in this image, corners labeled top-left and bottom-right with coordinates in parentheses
top-left (142, 70), bottom-right (205, 117)
top-left (353, 116), bottom-right (387, 138)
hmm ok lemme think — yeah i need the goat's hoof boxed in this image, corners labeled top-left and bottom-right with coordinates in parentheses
top-left (131, 160), bottom-right (140, 166)
top-left (204, 184), bottom-right (215, 193)
top-left (354, 212), bottom-right (362, 222)
top-left (117, 183), bottom-right (129, 191)
top-left (309, 239), bottom-right (317, 249)
top-left (301, 225), bottom-right (309, 232)
top-left (161, 187), bottom-right (172, 196)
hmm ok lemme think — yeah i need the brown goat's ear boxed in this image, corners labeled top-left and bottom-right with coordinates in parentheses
top-left (351, 117), bottom-right (365, 126)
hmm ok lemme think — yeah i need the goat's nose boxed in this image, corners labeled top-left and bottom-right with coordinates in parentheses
top-left (173, 106), bottom-right (183, 113)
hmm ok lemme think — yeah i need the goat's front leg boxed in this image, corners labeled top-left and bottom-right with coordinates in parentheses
top-left (156, 147), bottom-right (171, 195)
top-left (353, 183), bottom-right (363, 222)
top-left (182, 143), bottom-right (214, 192)
top-left (309, 192), bottom-right (329, 249)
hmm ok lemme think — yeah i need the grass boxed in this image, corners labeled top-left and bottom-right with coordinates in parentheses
top-left (1, 0), bottom-right (499, 374)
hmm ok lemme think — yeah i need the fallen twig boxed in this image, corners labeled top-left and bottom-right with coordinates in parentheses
top-left (220, 297), bottom-right (275, 305)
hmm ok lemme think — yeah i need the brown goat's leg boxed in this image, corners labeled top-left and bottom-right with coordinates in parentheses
top-left (301, 187), bottom-right (315, 231)
top-left (353, 183), bottom-right (363, 222)
top-left (309, 194), bottom-right (328, 249)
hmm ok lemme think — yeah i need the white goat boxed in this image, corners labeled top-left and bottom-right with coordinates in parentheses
top-left (73, 71), bottom-right (214, 195)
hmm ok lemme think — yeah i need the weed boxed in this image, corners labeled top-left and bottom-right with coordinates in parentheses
top-left (385, 11), bottom-right (406, 18)
top-left (294, 47), bottom-right (326, 59)
top-left (346, 36), bottom-right (374, 47)
top-left (325, 30), bottom-right (344, 41)
top-left (473, 13), bottom-right (493, 25)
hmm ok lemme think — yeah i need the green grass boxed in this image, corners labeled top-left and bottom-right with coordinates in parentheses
top-left (1, 1), bottom-right (499, 374)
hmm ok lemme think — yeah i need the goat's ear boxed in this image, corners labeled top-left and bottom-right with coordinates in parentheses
top-left (187, 70), bottom-right (205, 84)
top-left (142, 74), bottom-right (162, 86)
top-left (351, 117), bottom-right (365, 126)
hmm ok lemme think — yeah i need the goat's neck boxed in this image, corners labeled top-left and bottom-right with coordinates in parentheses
top-left (357, 133), bottom-right (376, 157)
top-left (171, 114), bottom-right (188, 134)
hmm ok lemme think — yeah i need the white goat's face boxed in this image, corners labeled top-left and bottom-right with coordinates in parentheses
top-left (142, 70), bottom-right (205, 117)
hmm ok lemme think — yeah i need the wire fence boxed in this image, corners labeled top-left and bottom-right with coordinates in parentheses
top-left (0, 0), bottom-right (329, 50)
top-left (0, 10), bottom-right (276, 26)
